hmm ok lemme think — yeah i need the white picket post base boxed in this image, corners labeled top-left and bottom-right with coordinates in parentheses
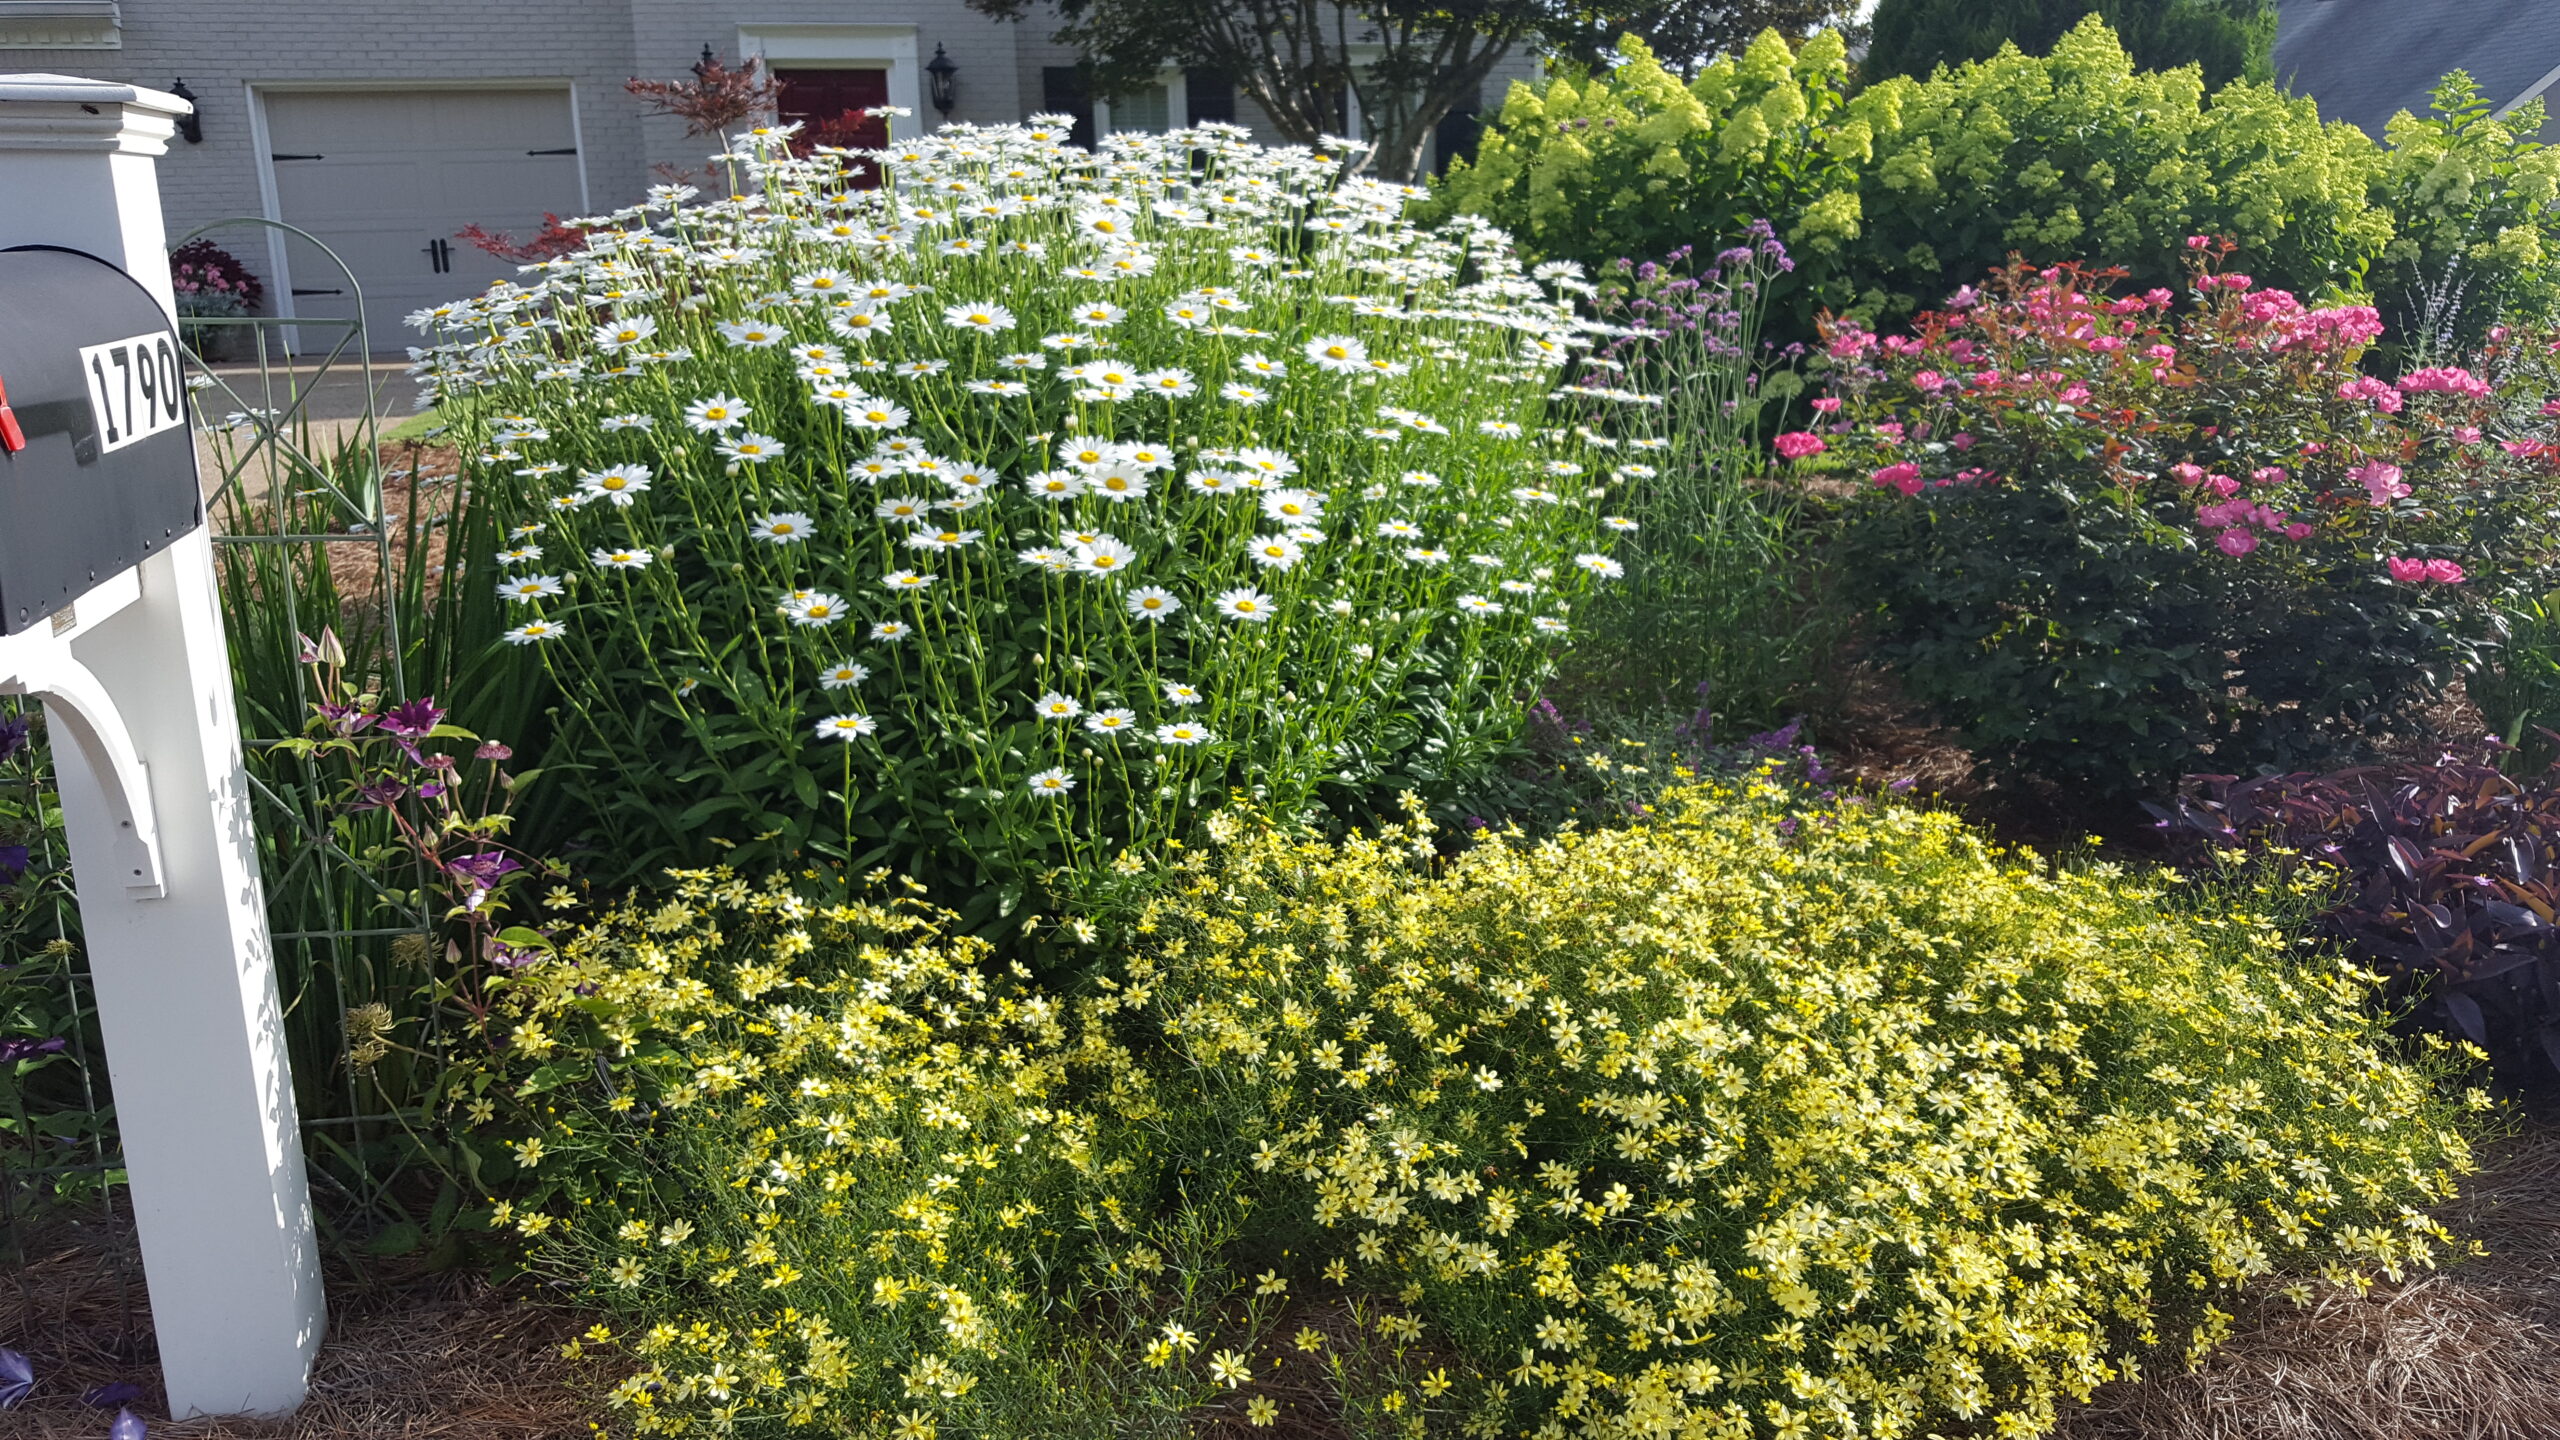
top-left (0, 73), bottom-right (323, 1418)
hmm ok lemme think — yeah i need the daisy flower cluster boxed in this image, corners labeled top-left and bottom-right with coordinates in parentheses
top-left (474, 781), bottom-right (2477, 1439)
top-left (415, 119), bottom-right (1650, 886)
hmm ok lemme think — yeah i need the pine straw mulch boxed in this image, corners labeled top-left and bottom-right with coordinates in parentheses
top-left (0, 1227), bottom-right (610, 1438)
top-left (2052, 1114), bottom-right (2560, 1440)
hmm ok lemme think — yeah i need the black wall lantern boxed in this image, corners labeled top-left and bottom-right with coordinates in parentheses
top-left (167, 78), bottom-right (202, 144)
top-left (693, 44), bottom-right (717, 80)
top-left (926, 44), bottom-right (958, 117)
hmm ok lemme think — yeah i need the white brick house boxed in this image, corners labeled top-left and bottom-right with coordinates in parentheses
top-left (0, 1), bottom-right (1520, 345)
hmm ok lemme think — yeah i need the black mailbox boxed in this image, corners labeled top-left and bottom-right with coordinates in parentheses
top-left (0, 245), bottom-right (202, 636)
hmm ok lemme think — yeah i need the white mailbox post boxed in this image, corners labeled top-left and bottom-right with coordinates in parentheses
top-left (0, 75), bottom-right (323, 1417)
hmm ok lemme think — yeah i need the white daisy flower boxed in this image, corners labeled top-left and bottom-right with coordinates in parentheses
top-left (717, 319), bottom-right (784, 348)
top-left (1303, 335), bottom-right (1369, 372)
top-left (591, 546), bottom-right (654, 570)
top-left (1126, 586), bottom-right (1181, 622)
top-left (1575, 553), bottom-right (1625, 579)
top-left (881, 570), bottom-right (937, 592)
top-left (1603, 516), bottom-right (1640, 532)
top-left (498, 574), bottom-right (565, 603)
top-left (997, 352), bottom-right (1047, 371)
top-left (1215, 587), bottom-right (1275, 622)
top-left (1074, 536), bottom-right (1138, 576)
top-left (1532, 616), bottom-right (1570, 635)
top-left (1083, 709), bottom-right (1138, 736)
top-left (1232, 447), bottom-right (1298, 479)
top-left (1247, 536), bottom-right (1304, 570)
top-left (1017, 546), bottom-right (1075, 571)
top-left (1087, 469), bottom-right (1150, 502)
top-left (1260, 489), bottom-right (1324, 524)
top-left (1404, 547), bottom-right (1449, 565)
top-left (1023, 470), bottom-right (1086, 501)
top-left (829, 309), bottom-right (893, 341)
top-left (847, 400), bottom-right (911, 429)
top-left (1070, 302), bottom-right (1124, 328)
top-left (814, 713), bottom-right (878, 742)
top-left (874, 496), bottom-right (933, 524)
top-left (819, 662), bottom-right (871, 690)
top-left (1033, 692), bottom-right (1084, 721)
top-left (1161, 681), bottom-right (1203, 706)
top-left (718, 432), bottom-right (785, 465)
top-left (1455, 594), bottom-right (1505, 616)
top-left (576, 464), bottom-right (653, 506)
top-left (1186, 470), bottom-right (1239, 495)
top-left (1027, 767), bottom-right (1077, 798)
top-left (503, 620), bottom-right (566, 645)
top-left (498, 544), bottom-right (544, 566)
top-left (750, 512), bottom-right (815, 544)
top-left (869, 620), bottom-right (913, 643)
top-left (785, 592), bottom-right (849, 626)
top-left (1219, 383), bottom-right (1270, 406)
top-left (593, 315), bottom-right (657, 349)
top-left (1479, 419), bottom-right (1523, 438)
top-left (599, 413), bottom-right (653, 432)
top-left (1238, 352), bottom-right (1288, 378)
top-left (1376, 519), bottom-right (1422, 539)
top-left (1153, 722), bottom-right (1215, 746)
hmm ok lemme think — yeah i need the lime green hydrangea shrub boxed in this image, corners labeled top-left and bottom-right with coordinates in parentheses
top-left (472, 781), bottom-right (2478, 1438)
top-left (1443, 18), bottom-right (2390, 335)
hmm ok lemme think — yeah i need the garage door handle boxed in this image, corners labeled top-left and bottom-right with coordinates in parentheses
top-left (527, 146), bottom-right (577, 156)
top-left (291, 288), bottom-right (344, 296)
top-left (271, 152), bottom-right (324, 161)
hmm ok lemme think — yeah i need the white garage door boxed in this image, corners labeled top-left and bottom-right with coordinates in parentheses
top-left (263, 88), bottom-right (585, 351)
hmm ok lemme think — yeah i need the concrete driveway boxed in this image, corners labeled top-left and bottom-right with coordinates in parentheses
top-left (191, 352), bottom-right (428, 507)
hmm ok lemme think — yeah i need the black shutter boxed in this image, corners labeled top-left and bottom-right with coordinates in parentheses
top-left (1042, 66), bottom-right (1096, 149)
top-left (1185, 69), bottom-right (1236, 126)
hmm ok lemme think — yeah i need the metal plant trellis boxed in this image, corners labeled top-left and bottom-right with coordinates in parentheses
top-left (1, 216), bottom-right (442, 1339)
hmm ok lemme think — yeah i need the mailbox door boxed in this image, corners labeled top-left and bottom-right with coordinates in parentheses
top-left (0, 245), bottom-right (203, 636)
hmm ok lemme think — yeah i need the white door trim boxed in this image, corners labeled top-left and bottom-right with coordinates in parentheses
top-left (738, 24), bottom-right (923, 131)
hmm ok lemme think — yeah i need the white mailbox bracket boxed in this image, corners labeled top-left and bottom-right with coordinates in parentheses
top-left (0, 568), bottom-right (164, 896)
top-left (0, 73), bottom-right (324, 1420)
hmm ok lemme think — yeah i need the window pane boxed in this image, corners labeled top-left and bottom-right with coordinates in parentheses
top-left (1112, 83), bottom-right (1170, 134)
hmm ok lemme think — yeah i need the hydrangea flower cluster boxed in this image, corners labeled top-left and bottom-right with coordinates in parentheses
top-left (409, 120), bottom-right (1651, 890)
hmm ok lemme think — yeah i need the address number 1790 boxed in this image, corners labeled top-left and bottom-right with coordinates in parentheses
top-left (80, 330), bottom-right (186, 455)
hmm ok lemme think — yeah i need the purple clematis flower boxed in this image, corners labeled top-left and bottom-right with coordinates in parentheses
top-left (380, 698), bottom-right (447, 766)
top-left (0, 716), bottom-right (28, 766)
top-left (0, 845), bottom-right (28, 883)
top-left (110, 1406), bottom-right (147, 1440)
top-left (0, 1037), bottom-right (67, 1065)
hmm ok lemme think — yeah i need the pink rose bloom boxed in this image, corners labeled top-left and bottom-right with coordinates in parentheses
top-left (2145, 289), bottom-right (2175, 308)
top-left (2426, 559), bottom-right (2467, 584)
top-left (2285, 523), bottom-right (2314, 540)
top-left (1872, 461), bottom-right (1924, 495)
top-left (1827, 329), bottom-right (1877, 360)
top-left (2186, 235), bottom-right (2211, 250)
top-left (2386, 557), bottom-right (2429, 583)
top-left (1772, 432), bottom-right (1827, 461)
top-left (2250, 466), bottom-right (2288, 485)
top-left (2541, 399), bottom-right (2560, 417)
top-left (1971, 369), bottom-right (2002, 389)
top-left (2089, 335), bottom-right (2126, 352)
top-left (1950, 432), bottom-right (1976, 451)
top-left (2351, 461), bottom-right (2410, 506)
top-left (2398, 366), bottom-right (2492, 398)
top-left (2302, 442), bottom-right (2327, 455)
top-left (1945, 285), bottom-right (1981, 310)
top-left (2207, 474), bottom-right (2240, 497)
top-left (1913, 370), bottom-right (1948, 393)
top-left (2170, 463), bottom-right (2206, 486)
top-left (2503, 439), bottom-right (2546, 458)
top-left (2145, 344), bottom-right (2178, 363)
top-left (1875, 422), bottom-right (1906, 444)
top-left (1810, 396), bottom-right (1842, 414)
top-left (2455, 426), bottom-right (2483, 444)
top-left (2217, 528), bottom-right (2259, 556)
top-left (1881, 335), bottom-right (1925, 357)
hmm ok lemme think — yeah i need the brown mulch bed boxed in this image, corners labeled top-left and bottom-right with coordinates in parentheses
top-left (2054, 1116), bottom-right (2560, 1440)
top-left (0, 1222), bottom-right (605, 1438)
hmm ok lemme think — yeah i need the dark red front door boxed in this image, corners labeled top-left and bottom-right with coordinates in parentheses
top-left (774, 68), bottom-right (892, 181)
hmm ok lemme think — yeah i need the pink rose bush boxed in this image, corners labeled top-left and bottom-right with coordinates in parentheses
top-left (1805, 247), bottom-right (2560, 804)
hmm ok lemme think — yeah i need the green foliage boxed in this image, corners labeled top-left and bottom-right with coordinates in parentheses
top-left (1807, 256), bottom-right (2559, 809)
top-left (1441, 19), bottom-right (2391, 339)
top-left (1574, 229), bottom-right (1835, 717)
top-left (1865, 0), bottom-right (2276, 90)
top-left (2469, 589), bottom-right (2560, 774)
top-left (2372, 73), bottom-right (2560, 364)
top-left (469, 779), bottom-right (2480, 1437)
